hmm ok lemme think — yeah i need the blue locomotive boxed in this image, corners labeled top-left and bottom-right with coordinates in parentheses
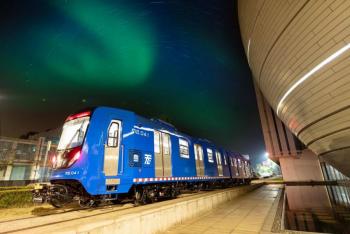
top-left (33, 106), bottom-right (252, 207)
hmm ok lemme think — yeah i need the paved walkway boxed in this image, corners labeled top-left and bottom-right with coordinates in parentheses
top-left (162, 185), bottom-right (282, 234)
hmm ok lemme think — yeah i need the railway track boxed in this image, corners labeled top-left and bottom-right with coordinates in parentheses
top-left (0, 204), bottom-right (135, 234)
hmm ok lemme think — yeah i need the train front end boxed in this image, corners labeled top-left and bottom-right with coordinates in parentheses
top-left (33, 110), bottom-right (92, 208)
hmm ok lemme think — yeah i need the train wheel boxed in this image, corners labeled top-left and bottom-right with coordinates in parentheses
top-left (49, 198), bottom-right (65, 208)
top-left (49, 184), bottom-right (70, 208)
top-left (134, 190), bottom-right (142, 206)
top-left (135, 187), bottom-right (150, 206)
top-left (78, 198), bottom-right (95, 208)
top-left (170, 188), bottom-right (177, 198)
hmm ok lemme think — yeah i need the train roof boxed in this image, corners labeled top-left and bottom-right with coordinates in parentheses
top-left (93, 106), bottom-right (244, 157)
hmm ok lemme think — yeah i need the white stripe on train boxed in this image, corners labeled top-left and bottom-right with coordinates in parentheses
top-left (132, 176), bottom-right (231, 183)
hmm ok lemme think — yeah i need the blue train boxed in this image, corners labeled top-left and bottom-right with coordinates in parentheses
top-left (33, 106), bottom-right (252, 207)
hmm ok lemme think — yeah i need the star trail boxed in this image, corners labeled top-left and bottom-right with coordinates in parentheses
top-left (0, 0), bottom-right (265, 164)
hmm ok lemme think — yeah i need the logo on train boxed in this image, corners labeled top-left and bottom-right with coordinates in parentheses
top-left (144, 154), bottom-right (152, 165)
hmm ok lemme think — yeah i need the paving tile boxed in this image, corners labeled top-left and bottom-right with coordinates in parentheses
top-left (230, 230), bottom-right (259, 234)
top-left (161, 185), bottom-right (282, 234)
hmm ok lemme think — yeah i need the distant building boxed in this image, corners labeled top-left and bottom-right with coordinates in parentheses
top-left (0, 136), bottom-right (57, 186)
top-left (29, 128), bottom-right (61, 144)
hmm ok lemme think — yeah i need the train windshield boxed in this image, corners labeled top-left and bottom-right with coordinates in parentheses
top-left (57, 116), bottom-right (90, 150)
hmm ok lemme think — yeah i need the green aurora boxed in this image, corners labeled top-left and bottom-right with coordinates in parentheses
top-left (0, 0), bottom-right (264, 160)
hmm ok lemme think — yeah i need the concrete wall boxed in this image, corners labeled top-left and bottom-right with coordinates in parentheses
top-left (49, 184), bottom-right (262, 234)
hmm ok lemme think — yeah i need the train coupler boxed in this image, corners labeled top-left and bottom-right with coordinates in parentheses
top-left (32, 183), bottom-right (50, 204)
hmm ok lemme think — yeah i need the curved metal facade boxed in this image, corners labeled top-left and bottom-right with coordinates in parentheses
top-left (238, 0), bottom-right (350, 176)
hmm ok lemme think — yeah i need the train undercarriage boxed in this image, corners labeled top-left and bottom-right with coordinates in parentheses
top-left (32, 179), bottom-right (250, 208)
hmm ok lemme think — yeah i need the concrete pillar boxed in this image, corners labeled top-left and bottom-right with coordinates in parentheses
top-left (275, 117), bottom-right (289, 156)
top-left (279, 149), bottom-right (324, 182)
top-left (253, 82), bottom-right (275, 156)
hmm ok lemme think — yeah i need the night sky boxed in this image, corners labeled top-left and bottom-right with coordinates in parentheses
top-left (0, 0), bottom-right (265, 165)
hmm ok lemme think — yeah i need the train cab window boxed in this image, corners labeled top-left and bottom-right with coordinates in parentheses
top-left (154, 131), bottom-right (161, 153)
top-left (207, 148), bottom-right (214, 163)
top-left (107, 122), bottom-right (119, 147)
top-left (179, 139), bottom-right (189, 158)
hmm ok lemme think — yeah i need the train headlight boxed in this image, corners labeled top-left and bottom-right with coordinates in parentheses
top-left (54, 146), bottom-right (82, 169)
top-left (67, 150), bottom-right (81, 167)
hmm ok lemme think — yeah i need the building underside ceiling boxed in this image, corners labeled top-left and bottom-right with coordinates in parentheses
top-left (238, 0), bottom-right (350, 176)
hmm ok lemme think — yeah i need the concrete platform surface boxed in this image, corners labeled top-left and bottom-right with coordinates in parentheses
top-left (162, 184), bottom-right (282, 234)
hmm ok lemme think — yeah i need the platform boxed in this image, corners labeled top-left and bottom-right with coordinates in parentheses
top-left (163, 184), bottom-right (283, 234)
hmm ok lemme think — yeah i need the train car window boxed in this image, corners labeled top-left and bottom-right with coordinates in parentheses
top-left (230, 157), bottom-right (234, 167)
top-left (107, 122), bottom-right (119, 147)
top-left (207, 148), bottom-right (214, 163)
top-left (238, 159), bottom-right (241, 168)
top-left (199, 146), bottom-right (203, 161)
top-left (154, 131), bottom-right (161, 153)
top-left (179, 139), bottom-right (189, 158)
top-left (223, 154), bottom-right (227, 165)
top-left (234, 158), bottom-right (237, 167)
top-left (163, 133), bottom-right (170, 155)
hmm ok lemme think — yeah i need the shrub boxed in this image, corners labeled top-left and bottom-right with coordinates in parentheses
top-left (0, 189), bottom-right (33, 208)
top-left (0, 185), bottom-right (34, 191)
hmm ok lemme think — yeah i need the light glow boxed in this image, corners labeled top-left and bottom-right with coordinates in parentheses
top-left (52, 155), bottom-right (57, 165)
top-left (66, 111), bottom-right (91, 121)
top-left (247, 39), bottom-right (251, 64)
top-left (73, 151), bottom-right (81, 161)
top-left (276, 43), bottom-right (350, 116)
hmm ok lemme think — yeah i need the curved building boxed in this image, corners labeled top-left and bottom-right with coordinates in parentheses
top-left (238, 0), bottom-right (350, 176)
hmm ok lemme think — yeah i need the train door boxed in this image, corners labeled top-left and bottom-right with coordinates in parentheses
top-left (237, 158), bottom-right (242, 177)
top-left (154, 130), bottom-right (172, 177)
top-left (215, 151), bottom-right (223, 176)
top-left (162, 133), bottom-right (172, 177)
top-left (194, 144), bottom-right (204, 176)
top-left (229, 157), bottom-right (234, 177)
top-left (244, 161), bottom-right (250, 178)
top-left (104, 120), bottom-right (122, 177)
top-left (234, 158), bottom-right (239, 177)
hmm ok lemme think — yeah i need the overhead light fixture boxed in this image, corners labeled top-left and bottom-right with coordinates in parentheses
top-left (276, 43), bottom-right (350, 116)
